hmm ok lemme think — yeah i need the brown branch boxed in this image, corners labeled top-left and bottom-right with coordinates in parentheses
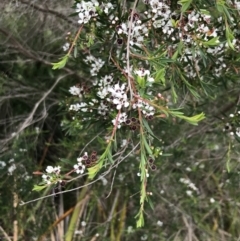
top-left (19, 0), bottom-right (78, 27)
top-left (0, 27), bottom-right (81, 78)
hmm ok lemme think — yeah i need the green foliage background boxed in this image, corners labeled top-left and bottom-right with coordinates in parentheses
top-left (1, 0), bottom-right (240, 240)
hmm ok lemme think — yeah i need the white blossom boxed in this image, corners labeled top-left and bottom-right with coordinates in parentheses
top-left (63, 42), bottom-right (70, 51)
top-left (46, 166), bottom-right (54, 174)
top-left (8, 164), bottom-right (16, 175)
top-left (157, 220), bottom-right (163, 226)
top-left (69, 86), bottom-right (82, 97)
top-left (74, 163), bottom-right (85, 174)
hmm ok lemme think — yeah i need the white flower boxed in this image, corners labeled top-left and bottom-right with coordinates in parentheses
top-left (78, 12), bottom-right (91, 24)
top-left (63, 42), bottom-right (70, 51)
top-left (117, 23), bottom-right (127, 35)
top-left (74, 163), bottom-right (85, 174)
top-left (97, 87), bottom-right (108, 99)
top-left (42, 174), bottom-right (52, 184)
top-left (121, 139), bottom-right (128, 147)
top-left (81, 221), bottom-right (87, 227)
top-left (134, 68), bottom-right (150, 77)
top-left (186, 190), bottom-right (193, 196)
top-left (147, 77), bottom-right (155, 83)
top-left (0, 161), bottom-right (6, 169)
top-left (8, 164), bottom-right (16, 175)
top-left (69, 86), bottom-right (82, 97)
top-left (141, 234), bottom-right (148, 240)
top-left (210, 198), bottom-right (215, 203)
top-left (69, 103), bottom-right (81, 111)
top-left (112, 112), bottom-right (128, 128)
top-left (157, 220), bottom-right (163, 226)
top-left (42, 174), bottom-right (47, 179)
top-left (103, 2), bottom-right (114, 14)
top-left (98, 102), bottom-right (109, 116)
top-left (112, 118), bottom-right (121, 129)
top-left (90, 58), bottom-right (105, 76)
top-left (84, 55), bottom-right (95, 63)
top-left (77, 157), bottom-right (83, 163)
top-left (79, 102), bottom-right (88, 112)
top-left (9, 158), bottom-right (14, 163)
top-left (35, 127), bottom-right (40, 133)
top-left (236, 128), bottom-right (240, 137)
top-left (54, 166), bottom-right (61, 174)
top-left (75, 230), bottom-right (83, 235)
top-left (188, 182), bottom-right (198, 191)
top-left (76, 3), bottom-right (82, 12)
top-left (46, 166), bottom-right (54, 174)
top-left (99, 75), bottom-right (113, 87)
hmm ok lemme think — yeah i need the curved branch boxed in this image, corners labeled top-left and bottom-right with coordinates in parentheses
top-left (19, 0), bottom-right (78, 27)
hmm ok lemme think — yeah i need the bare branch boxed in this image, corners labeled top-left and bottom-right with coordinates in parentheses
top-left (19, 0), bottom-right (78, 27)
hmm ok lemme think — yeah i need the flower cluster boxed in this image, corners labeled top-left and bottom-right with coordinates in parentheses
top-left (42, 166), bottom-right (61, 185)
top-left (107, 83), bottom-right (129, 110)
top-left (179, 177), bottom-right (199, 196)
top-left (63, 42), bottom-right (70, 51)
top-left (144, 0), bottom-right (172, 31)
top-left (69, 85), bottom-right (84, 98)
top-left (76, 0), bottom-right (99, 24)
top-left (112, 112), bottom-right (128, 129)
top-left (73, 157), bottom-right (86, 174)
top-left (134, 68), bottom-right (155, 84)
top-left (77, 151), bottom-right (98, 167)
top-left (84, 55), bottom-right (105, 76)
top-left (133, 98), bottom-right (155, 118)
top-left (68, 72), bottom-right (159, 128)
top-left (116, 14), bottom-right (149, 46)
top-left (223, 111), bottom-right (240, 138)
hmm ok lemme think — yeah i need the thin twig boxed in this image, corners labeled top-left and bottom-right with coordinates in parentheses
top-left (19, 0), bottom-right (78, 26)
top-left (0, 226), bottom-right (12, 241)
top-left (20, 143), bottom-right (140, 205)
top-left (80, 130), bottom-right (104, 156)
top-left (105, 168), bottom-right (117, 199)
top-left (126, 0), bottom-right (139, 101)
top-left (3, 74), bottom-right (71, 147)
top-left (103, 190), bottom-right (120, 237)
top-left (67, 25), bottom-right (84, 57)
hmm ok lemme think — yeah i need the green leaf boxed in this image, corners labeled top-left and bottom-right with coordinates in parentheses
top-left (142, 136), bottom-right (153, 156)
top-left (73, 46), bottom-right (78, 58)
top-left (226, 142), bottom-right (231, 172)
top-left (88, 160), bottom-right (104, 179)
top-left (107, 147), bottom-right (113, 163)
top-left (154, 68), bottom-right (165, 85)
top-left (32, 184), bottom-right (48, 192)
top-left (202, 37), bottom-right (220, 47)
top-left (171, 83), bottom-right (178, 103)
top-left (147, 197), bottom-right (154, 210)
top-left (171, 49), bottom-right (179, 60)
top-left (171, 18), bottom-right (178, 28)
top-left (136, 212), bottom-right (144, 228)
top-left (170, 111), bottom-right (205, 125)
top-left (178, 0), bottom-right (192, 12)
top-left (52, 55), bottom-right (69, 70)
top-left (142, 118), bottom-right (154, 136)
top-left (140, 153), bottom-right (146, 177)
top-left (136, 76), bottom-right (146, 88)
top-left (226, 25), bottom-right (235, 50)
